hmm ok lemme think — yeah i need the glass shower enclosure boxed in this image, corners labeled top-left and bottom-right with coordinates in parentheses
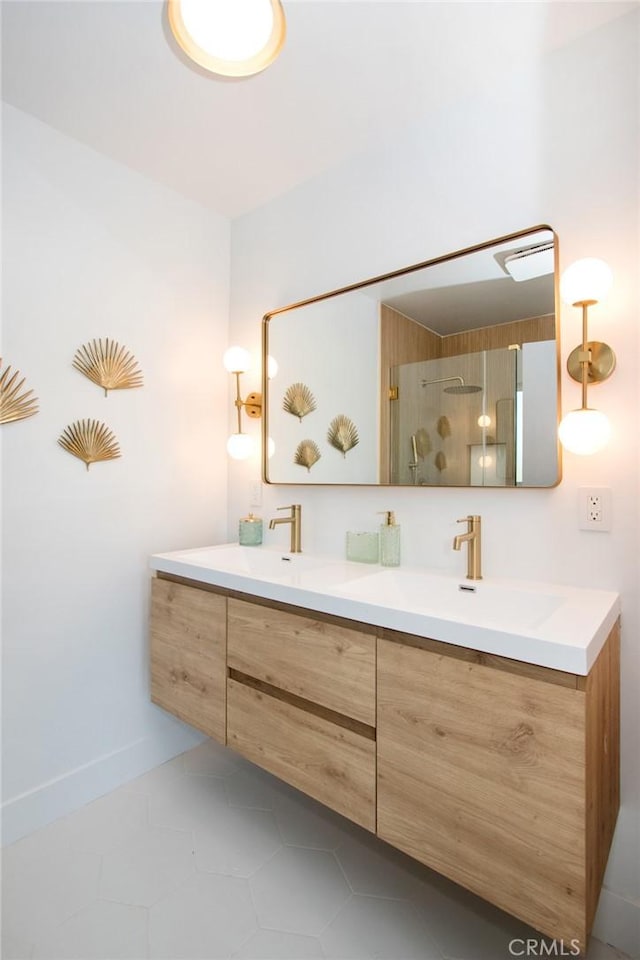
top-left (389, 347), bottom-right (520, 486)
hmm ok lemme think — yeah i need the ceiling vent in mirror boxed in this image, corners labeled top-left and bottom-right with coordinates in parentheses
top-left (500, 242), bottom-right (555, 282)
top-left (168, 0), bottom-right (286, 78)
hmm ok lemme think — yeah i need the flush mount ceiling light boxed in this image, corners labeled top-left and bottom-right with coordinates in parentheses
top-left (168, 0), bottom-right (286, 78)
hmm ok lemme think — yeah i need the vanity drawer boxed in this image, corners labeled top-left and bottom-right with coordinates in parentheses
top-left (227, 676), bottom-right (376, 831)
top-left (227, 597), bottom-right (375, 726)
top-left (150, 577), bottom-right (226, 742)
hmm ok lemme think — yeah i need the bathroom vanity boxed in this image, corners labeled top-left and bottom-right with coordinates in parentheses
top-left (149, 544), bottom-right (620, 953)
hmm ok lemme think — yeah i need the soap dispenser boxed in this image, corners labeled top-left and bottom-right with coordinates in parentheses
top-left (378, 511), bottom-right (401, 567)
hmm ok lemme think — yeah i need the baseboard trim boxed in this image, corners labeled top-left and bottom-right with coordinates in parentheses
top-left (593, 886), bottom-right (640, 958)
top-left (1, 723), bottom-right (205, 846)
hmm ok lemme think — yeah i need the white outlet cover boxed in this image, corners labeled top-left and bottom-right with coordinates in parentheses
top-left (579, 486), bottom-right (612, 532)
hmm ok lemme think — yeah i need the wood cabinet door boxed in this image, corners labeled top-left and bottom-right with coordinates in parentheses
top-left (150, 577), bottom-right (226, 742)
top-left (228, 598), bottom-right (375, 725)
top-left (227, 677), bottom-right (375, 831)
top-left (377, 637), bottom-right (587, 948)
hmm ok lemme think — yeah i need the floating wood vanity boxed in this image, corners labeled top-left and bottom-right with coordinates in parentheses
top-left (149, 550), bottom-right (620, 954)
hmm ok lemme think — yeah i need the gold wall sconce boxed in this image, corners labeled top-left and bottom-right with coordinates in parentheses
top-left (224, 346), bottom-right (261, 461)
top-left (223, 347), bottom-right (277, 461)
top-left (558, 258), bottom-right (616, 455)
top-left (168, 0), bottom-right (286, 78)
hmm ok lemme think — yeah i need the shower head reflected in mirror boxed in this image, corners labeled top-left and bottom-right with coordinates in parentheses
top-left (420, 376), bottom-right (482, 395)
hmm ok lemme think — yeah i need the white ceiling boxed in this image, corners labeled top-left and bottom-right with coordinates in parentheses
top-left (2, 0), bottom-right (636, 219)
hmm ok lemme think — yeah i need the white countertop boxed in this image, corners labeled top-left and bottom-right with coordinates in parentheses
top-left (150, 543), bottom-right (620, 676)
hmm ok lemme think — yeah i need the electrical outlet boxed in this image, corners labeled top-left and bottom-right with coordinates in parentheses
top-left (249, 481), bottom-right (263, 508)
top-left (579, 487), bottom-right (612, 532)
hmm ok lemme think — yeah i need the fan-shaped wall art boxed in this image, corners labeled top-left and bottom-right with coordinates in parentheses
top-left (437, 415), bottom-right (451, 440)
top-left (294, 439), bottom-right (321, 473)
top-left (58, 419), bottom-right (121, 471)
top-left (73, 338), bottom-right (143, 396)
top-left (327, 415), bottom-right (359, 458)
top-left (283, 382), bottom-right (316, 422)
top-left (0, 358), bottom-right (39, 424)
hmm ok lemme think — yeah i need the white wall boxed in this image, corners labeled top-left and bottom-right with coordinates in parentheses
top-left (229, 13), bottom-right (639, 956)
top-left (1, 105), bottom-right (230, 843)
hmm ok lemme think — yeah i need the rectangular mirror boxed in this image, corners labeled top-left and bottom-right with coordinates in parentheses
top-left (263, 225), bottom-right (560, 487)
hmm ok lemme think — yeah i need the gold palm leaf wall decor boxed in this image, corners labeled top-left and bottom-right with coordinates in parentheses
top-left (437, 415), bottom-right (451, 440)
top-left (294, 439), bottom-right (321, 473)
top-left (73, 338), bottom-right (143, 396)
top-left (435, 451), bottom-right (447, 472)
top-left (58, 419), bottom-right (121, 470)
top-left (283, 382), bottom-right (316, 421)
top-left (0, 358), bottom-right (39, 424)
top-left (327, 414), bottom-right (359, 457)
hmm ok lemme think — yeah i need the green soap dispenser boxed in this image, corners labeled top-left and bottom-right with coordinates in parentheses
top-left (378, 511), bottom-right (401, 567)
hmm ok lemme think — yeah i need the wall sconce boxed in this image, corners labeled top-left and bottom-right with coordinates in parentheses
top-left (168, 0), bottom-right (286, 78)
top-left (223, 346), bottom-right (262, 460)
top-left (558, 258), bottom-right (616, 455)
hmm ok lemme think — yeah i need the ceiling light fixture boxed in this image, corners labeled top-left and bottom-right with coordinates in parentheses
top-left (168, 0), bottom-right (286, 78)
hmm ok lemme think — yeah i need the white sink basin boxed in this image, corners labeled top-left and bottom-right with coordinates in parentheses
top-left (151, 543), bottom-right (371, 588)
top-left (150, 543), bottom-right (620, 675)
top-left (166, 544), bottom-right (328, 578)
top-left (332, 569), bottom-right (564, 633)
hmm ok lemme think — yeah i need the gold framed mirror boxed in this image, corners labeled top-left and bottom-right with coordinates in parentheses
top-left (263, 225), bottom-right (560, 487)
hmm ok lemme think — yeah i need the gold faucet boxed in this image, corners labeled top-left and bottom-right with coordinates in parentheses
top-left (269, 504), bottom-right (302, 553)
top-left (453, 515), bottom-right (482, 580)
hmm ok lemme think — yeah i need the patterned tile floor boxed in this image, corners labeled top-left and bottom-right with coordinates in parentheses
top-left (1, 740), bottom-right (630, 960)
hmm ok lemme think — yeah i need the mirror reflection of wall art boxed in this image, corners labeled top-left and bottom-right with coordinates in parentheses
top-left (294, 439), bottom-right (321, 472)
top-left (58, 419), bottom-right (121, 471)
top-left (0, 358), bottom-right (39, 424)
top-left (437, 416), bottom-right (451, 440)
top-left (435, 451), bottom-right (447, 472)
top-left (73, 338), bottom-right (143, 397)
top-left (283, 382), bottom-right (316, 422)
top-left (327, 414), bottom-right (359, 458)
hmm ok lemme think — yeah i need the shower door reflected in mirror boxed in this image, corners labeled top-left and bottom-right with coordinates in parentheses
top-left (391, 348), bottom-right (518, 486)
top-left (389, 343), bottom-right (558, 487)
top-left (263, 225), bottom-right (560, 487)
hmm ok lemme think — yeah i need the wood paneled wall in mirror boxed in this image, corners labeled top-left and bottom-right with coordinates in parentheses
top-left (263, 226), bottom-right (560, 487)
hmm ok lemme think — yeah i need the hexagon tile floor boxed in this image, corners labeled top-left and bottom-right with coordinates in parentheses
top-left (1, 740), bottom-right (631, 960)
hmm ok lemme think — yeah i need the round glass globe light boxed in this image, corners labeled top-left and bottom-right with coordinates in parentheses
top-left (223, 346), bottom-right (250, 374)
top-left (477, 414), bottom-right (492, 428)
top-left (267, 436), bottom-right (276, 459)
top-left (267, 355), bottom-right (278, 380)
top-left (558, 408), bottom-right (611, 455)
top-left (227, 432), bottom-right (254, 460)
top-left (560, 258), bottom-right (613, 306)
